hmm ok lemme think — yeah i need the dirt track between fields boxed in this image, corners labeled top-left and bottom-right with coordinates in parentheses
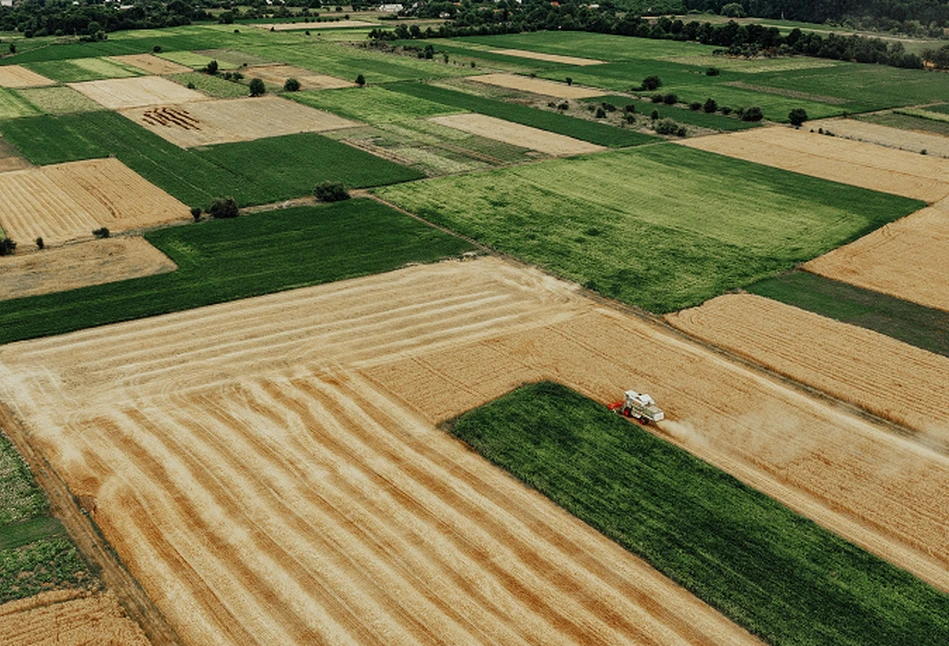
top-left (430, 113), bottom-right (604, 156)
top-left (1, 258), bottom-right (947, 644)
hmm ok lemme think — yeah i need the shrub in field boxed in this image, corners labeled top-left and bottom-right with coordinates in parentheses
top-left (314, 181), bottom-right (350, 202)
top-left (651, 93), bottom-right (663, 103)
top-left (663, 93), bottom-right (678, 105)
top-left (641, 75), bottom-right (662, 91)
top-left (35, 237), bottom-right (44, 250)
top-left (355, 73), bottom-right (366, 87)
top-left (204, 60), bottom-right (219, 76)
top-left (703, 98), bottom-right (718, 113)
top-left (601, 102), bottom-right (616, 112)
top-left (650, 108), bottom-right (659, 119)
top-left (557, 101), bottom-right (568, 111)
top-left (92, 227), bottom-right (110, 239)
top-left (706, 67), bottom-right (720, 76)
top-left (720, 106), bottom-right (732, 115)
top-left (0, 238), bottom-right (16, 256)
top-left (788, 108), bottom-right (809, 126)
top-left (624, 103), bottom-right (636, 114)
top-left (742, 106), bottom-right (764, 122)
top-left (153, 45), bottom-right (162, 53)
top-left (654, 118), bottom-right (679, 135)
top-left (565, 77), bottom-right (573, 86)
top-left (190, 206), bottom-right (202, 222)
top-left (284, 78), bottom-right (301, 92)
top-left (689, 101), bottom-right (701, 111)
top-left (595, 107), bottom-right (607, 118)
top-left (624, 113), bottom-right (636, 124)
top-left (249, 78), bottom-right (266, 97)
top-left (677, 126), bottom-right (687, 136)
top-left (208, 197), bottom-right (239, 219)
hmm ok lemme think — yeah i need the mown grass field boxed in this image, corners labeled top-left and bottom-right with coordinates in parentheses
top-left (377, 144), bottom-right (922, 313)
top-left (747, 272), bottom-right (949, 357)
top-left (169, 71), bottom-right (250, 98)
top-left (14, 86), bottom-right (101, 115)
top-left (24, 57), bottom-right (144, 83)
top-left (448, 381), bottom-right (949, 646)
top-left (289, 86), bottom-right (464, 123)
top-left (0, 199), bottom-right (473, 345)
top-left (0, 88), bottom-right (42, 120)
top-left (386, 81), bottom-right (658, 147)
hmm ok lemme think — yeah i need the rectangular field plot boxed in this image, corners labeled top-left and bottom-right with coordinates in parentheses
top-left (430, 113), bottom-right (604, 157)
top-left (166, 72), bottom-right (249, 99)
top-left (122, 95), bottom-right (358, 147)
top-left (0, 158), bottom-right (188, 245)
top-left (0, 65), bottom-right (56, 88)
top-left (376, 144), bottom-right (922, 313)
top-left (808, 117), bottom-right (949, 158)
top-left (14, 86), bottom-right (102, 115)
top-left (680, 126), bottom-right (949, 202)
top-left (25, 57), bottom-right (144, 83)
top-left (0, 88), bottom-right (41, 120)
top-left (471, 73), bottom-right (606, 99)
top-left (108, 54), bottom-right (192, 76)
top-left (70, 75), bottom-right (208, 109)
top-left (242, 64), bottom-right (353, 91)
top-left (488, 48), bottom-right (606, 66)
top-left (290, 86), bottom-right (462, 124)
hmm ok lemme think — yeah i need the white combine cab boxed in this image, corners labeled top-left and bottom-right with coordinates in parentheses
top-left (608, 390), bottom-right (664, 424)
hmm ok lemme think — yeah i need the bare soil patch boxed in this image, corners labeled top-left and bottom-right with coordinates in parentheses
top-left (244, 64), bottom-right (354, 90)
top-left (253, 20), bottom-right (376, 30)
top-left (667, 293), bottom-right (949, 448)
top-left (808, 117), bottom-right (949, 158)
top-left (109, 54), bottom-right (192, 76)
top-left (0, 65), bottom-right (56, 88)
top-left (430, 113), bottom-right (605, 156)
top-left (122, 95), bottom-right (358, 148)
top-left (488, 49), bottom-right (606, 66)
top-left (70, 76), bottom-right (208, 110)
top-left (0, 237), bottom-right (176, 301)
top-left (0, 589), bottom-right (149, 645)
top-left (0, 136), bottom-right (30, 172)
top-left (0, 158), bottom-right (189, 245)
top-left (805, 198), bottom-right (949, 311)
top-left (679, 126), bottom-right (949, 202)
top-left (470, 73), bottom-right (606, 99)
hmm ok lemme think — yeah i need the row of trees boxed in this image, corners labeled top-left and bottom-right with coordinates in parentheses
top-left (0, 0), bottom-right (210, 39)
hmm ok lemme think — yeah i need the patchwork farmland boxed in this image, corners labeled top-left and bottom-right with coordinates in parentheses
top-left (0, 16), bottom-right (948, 646)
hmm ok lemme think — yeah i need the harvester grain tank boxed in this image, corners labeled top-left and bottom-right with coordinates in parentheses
top-left (608, 390), bottom-right (664, 424)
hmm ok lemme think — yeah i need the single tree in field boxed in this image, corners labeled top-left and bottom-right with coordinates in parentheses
top-left (208, 197), bottom-right (240, 219)
top-left (190, 206), bottom-right (202, 222)
top-left (355, 73), bottom-right (366, 87)
top-left (742, 106), bottom-right (764, 122)
top-left (249, 78), bottom-right (266, 96)
top-left (788, 108), bottom-right (809, 127)
top-left (315, 181), bottom-right (350, 202)
top-left (283, 78), bottom-right (301, 92)
top-left (703, 98), bottom-right (717, 113)
top-left (92, 227), bottom-right (110, 239)
top-left (205, 59), bottom-right (219, 75)
top-left (35, 237), bottom-right (44, 250)
top-left (565, 77), bottom-right (573, 86)
top-left (641, 75), bottom-right (662, 91)
top-left (0, 238), bottom-right (17, 256)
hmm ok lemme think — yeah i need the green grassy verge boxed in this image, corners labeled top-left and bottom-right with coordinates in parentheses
top-left (169, 71), bottom-right (250, 98)
top-left (24, 57), bottom-right (144, 83)
top-left (588, 95), bottom-right (760, 131)
top-left (0, 88), bottom-right (42, 120)
top-left (377, 144), bottom-right (921, 313)
top-left (448, 381), bottom-right (949, 646)
top-left (0, 199), bottom-right (473, 345)
top-left (385, 81), bottom-right (658, 147)
top-left (927, 103), bottom-right (949, 115)
top-left (747, 272), bottom-right (949, 357)
top-left (13, 86), bottom-right (101, 115)
top-left (288, 86), bottom-right (465, 124)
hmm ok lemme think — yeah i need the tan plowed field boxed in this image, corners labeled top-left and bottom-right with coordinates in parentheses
top-left (430, 114), bottom-right (605, 156)
top-left (2, 258), bottom-right (948, 645)
top-left (470, 73), bottom-right (606, 98)
top-left (109, 53), bottom-right (192, 76)
top-left (808, 117), bottom-right (949, 158)
top-left (805, 198), bottom-right (949, 312)
top-left (667, 293), bottom-right (949, 448)
top-left (679, 126), bottom-right (949, 202)
top-left (121, 95), bottom-right (358, 147)
top-left (0, 65), bottom-right (56, 88)
top-left (0, 237), bottom-right (176, 301)
top-left (69, 75), bottom-right (208, 109)
top-left (488, 49), bottom-right (606, 66)
top-left (244, 64), bottom-right (354, 90)
top-left (0, 158), bottom-right (188, 245)
top-left (0, 589), bottom-right (149, 645)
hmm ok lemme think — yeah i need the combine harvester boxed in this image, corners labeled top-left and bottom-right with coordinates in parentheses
top-left (608, 390), bottom-right (664, 424)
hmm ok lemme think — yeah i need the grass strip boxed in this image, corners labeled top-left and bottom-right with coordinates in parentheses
top-left (747, 271), bottom-right (949, 357)
top-left (588, 95), bottom-right (761, 131)
top-left (0, 517), bottom-right (66, 551)
top-left (448, 381), bottom-right (949, 646)
top-left (0, 199), bottom-right (473, 345)
top-left (385, 80), bottom-right (658, 147)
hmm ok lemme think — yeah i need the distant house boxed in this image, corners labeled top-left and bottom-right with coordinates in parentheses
top-left (0, 0), bottom-right (13, 6)
top-left (379, 3), bottom-right (404, 11)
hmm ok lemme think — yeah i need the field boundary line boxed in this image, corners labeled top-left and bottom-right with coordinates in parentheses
top-left (0, 401), bottom-right (184, 646)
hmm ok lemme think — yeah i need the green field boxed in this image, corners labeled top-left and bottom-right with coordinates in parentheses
top-left (747, 272), bottom-right (949, 357)
top-left (385, 81), bottom-right (658, 147)
top-left (377, 144), bottom-right (923, 313)
top-left (169, 71), bottom-right (250, 98)
top-left (927, 103), bottom-right (949, 115)
top-left (14, 86), bottom-right (101, 115)
top-left (0, 88), bottom-right (42, 120)
top-left (448, 381), bottom-right (949, 646)
top-left (24, 57), bottom-right (144, 82)
top-left (289, 85), bottom-right (464, 123)
top-left (0, 199), bottom-right (473, 345)
top-left (157, 50), bottom-right (241, 70)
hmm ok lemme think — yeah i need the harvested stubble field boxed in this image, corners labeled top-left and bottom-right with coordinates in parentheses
top-left (680, 126), bottom-right (949, 202)
top-left (668, 293), bottom-right (949, 448)
top-left (0, 158), bottom-right (188, 245)
top-left (471, 73), bottom-right (606, 99)
top-left (289, 86), bottom-right (464, 124)
top-left (0, 65), bottom-right (56, 88)
top-left (430, 113), bottom-right (605, 156)
top-left (0, 238), bottom-right (176, 301)
top-left (807, 117), bottom-right (949, 158)
top-left (488, 49), bottom-right (606, 66)
top-left (804, 198), bottom-right (949, 312)
top-left (0, 589), bottom-right (149, 645)
top-left (0, 260), bottom-right (761, 646)
top-left (109, 53), bottom-right (192, 76)
top-left (122, 95), bottom-right (357, 147)
top-left (243, 64), bottom-right (354, 90)
top-left (70, 75), bottom-right (208, 110)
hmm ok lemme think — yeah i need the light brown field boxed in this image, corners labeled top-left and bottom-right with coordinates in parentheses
top-left (0, 158), bottom-right (189, 245)
top-left (244, 64), bottom-right (354, 90)
top-left (121, 95), bottom-right (358, 147)
top-left (0, 65), bottom-right (56, 88)
top-left (667, 293), bottom-right (949, 448)
top-left (0, 136), bottom-right (30, 172)
top-left (253, 20), bottom-right (377, 30)
top-left (430, 114), bottom-right (605, 156)
top-left (805, 198), bottom-right (949, 311)
top-left (0, 589), bottom-right (149, 645)
top-left (808, 117), bottom-right (949, 157)
top-left (1, 259), bottom-right (948, 646)
top-left (470, 73), bottom-right (606, 98)
top-left (109, 54), bottom-right (192, 76)
top-left (488, 49), bottom-right (605, 66)
top-left (69, 75), bottom-right (208, 109)
top-left (679, 126), bottom-right (949, 202)
top-left (0, 237), bottom-right (176, 301)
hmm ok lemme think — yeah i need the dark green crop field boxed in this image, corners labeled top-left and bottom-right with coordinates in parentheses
top-left (0, 199), bottom-right (473, 345)
top-left (448, 381), bottom-right (949, 646)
